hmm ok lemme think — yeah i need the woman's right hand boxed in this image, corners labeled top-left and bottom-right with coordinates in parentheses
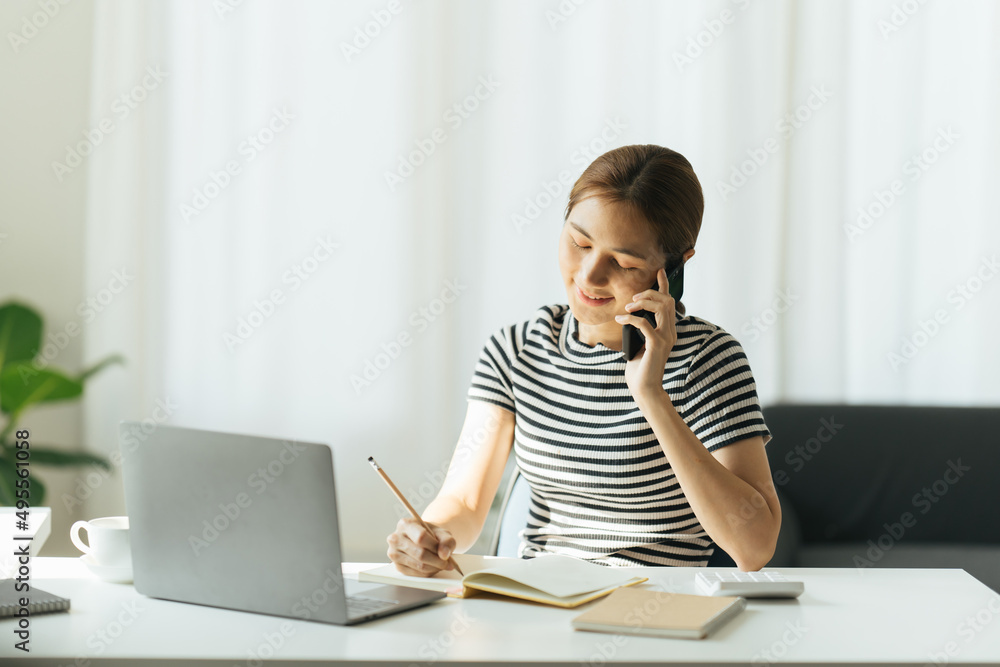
top-left (386, 517), bottom-right (457, 577)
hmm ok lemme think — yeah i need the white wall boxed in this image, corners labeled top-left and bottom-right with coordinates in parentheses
top-left (0, 0), bottom-right (95, 556)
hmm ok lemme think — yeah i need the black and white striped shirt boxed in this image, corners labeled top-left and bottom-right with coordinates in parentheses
top-left (467, 303), bottom-right (771, 567)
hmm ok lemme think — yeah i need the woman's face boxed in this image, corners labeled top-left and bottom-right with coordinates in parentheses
top-left (558, 196), bottom-right (667, 345)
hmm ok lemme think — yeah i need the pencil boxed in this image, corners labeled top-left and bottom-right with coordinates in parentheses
top-left (367, 456), bottom-right (465, 576)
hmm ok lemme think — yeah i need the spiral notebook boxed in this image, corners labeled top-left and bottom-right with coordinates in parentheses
top-left (0, 579), bottom-right (70, 617)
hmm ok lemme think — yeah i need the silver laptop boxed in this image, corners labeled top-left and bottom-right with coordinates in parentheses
top-left (119, 421), bottom-right (445, 625)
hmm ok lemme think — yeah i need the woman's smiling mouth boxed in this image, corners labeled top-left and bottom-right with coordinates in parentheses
top-left (576, 285), bottom-right (614, 306)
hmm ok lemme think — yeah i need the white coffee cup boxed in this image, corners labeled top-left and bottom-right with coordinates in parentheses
top-left (70, 516), bottom-right (131, 568)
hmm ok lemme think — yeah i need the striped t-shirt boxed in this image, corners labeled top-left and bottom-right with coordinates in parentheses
top-left (466, 303), bottom-right (771, 567)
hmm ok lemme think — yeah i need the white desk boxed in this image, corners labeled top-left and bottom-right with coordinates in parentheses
top-left (3, 558), bottom-right (1000, 666)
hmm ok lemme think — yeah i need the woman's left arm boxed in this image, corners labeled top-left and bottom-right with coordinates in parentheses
top-left (618, 266), bottom-right (780, 571)
top-left (634, 389), bottom-right (781, 571)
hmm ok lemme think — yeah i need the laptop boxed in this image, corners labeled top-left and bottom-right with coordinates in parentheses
top-left (119, 421), bottom-right (445, 625)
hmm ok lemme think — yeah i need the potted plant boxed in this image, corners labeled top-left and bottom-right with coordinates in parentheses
top-left (0, 300), bottom-right (121, 506)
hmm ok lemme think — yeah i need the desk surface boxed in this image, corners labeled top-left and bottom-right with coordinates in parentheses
top-left (2, 558), bottom-right (1000, 666)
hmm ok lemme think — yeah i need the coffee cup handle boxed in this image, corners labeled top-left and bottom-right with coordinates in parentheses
top-left (70, 520), bottom-right (93, 555)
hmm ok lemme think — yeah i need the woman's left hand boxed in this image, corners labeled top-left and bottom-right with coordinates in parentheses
top-left (615, 266), bottom-right (677, 400)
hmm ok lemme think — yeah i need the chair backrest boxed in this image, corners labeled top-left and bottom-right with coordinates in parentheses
top-left (467, 452), bottom-right (523, 557)
top-left (495, 469), bottom-right (531, 558)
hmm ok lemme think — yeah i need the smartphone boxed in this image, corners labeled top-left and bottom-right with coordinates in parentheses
top-left (621, 256), bottom-right (685, 361)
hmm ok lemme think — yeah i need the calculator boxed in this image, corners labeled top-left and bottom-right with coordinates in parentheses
top-left (695, 570), bottom-right (804, 598)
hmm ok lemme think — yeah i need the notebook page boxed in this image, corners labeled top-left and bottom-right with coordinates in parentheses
top-left (467, 554), bottom-right (643, 598)
top-left (357, 554), bottom-right (506, 590)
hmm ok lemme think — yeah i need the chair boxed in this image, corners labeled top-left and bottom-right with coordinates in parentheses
top-left (494, 468), bottom-right (532, 558)
top-left (467, 453), bottom-right (525, 557)
top-left (761, 404), bottom-right (1000, 593)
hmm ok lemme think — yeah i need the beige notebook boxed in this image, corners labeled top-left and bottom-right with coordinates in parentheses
top-left (571, 587), bottom-right (746, 639)
top-left (358, 554), bottom-right (647, 608)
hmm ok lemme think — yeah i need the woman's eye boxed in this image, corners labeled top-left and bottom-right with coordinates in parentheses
top-left (571, 239), bottom-right (588, 250)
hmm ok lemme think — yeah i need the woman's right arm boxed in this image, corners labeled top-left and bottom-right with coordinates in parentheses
top-left (386, 399), bottom-right (515, 577)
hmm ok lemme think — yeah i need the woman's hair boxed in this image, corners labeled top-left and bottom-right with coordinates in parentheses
top-left (564, 144), bottom-right (704, 315)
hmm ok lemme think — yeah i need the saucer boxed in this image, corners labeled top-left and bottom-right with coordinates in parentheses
top-left (81, 554), bottom-right (133, 584)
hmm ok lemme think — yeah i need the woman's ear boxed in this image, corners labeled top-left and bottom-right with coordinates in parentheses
top-left (682, 248), bottom-right (696, 263)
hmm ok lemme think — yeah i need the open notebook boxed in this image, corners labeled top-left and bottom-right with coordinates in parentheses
top-left (358, 554), bottom-right (647, 608)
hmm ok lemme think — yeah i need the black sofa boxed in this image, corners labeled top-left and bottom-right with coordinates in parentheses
top-left (709, 404), bottom-right (1000, 593)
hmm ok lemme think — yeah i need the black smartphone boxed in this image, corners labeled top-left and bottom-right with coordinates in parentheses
top-left (621, 256), bottom-right (685, 361)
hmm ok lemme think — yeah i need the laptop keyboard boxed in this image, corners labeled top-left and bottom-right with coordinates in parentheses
top-left (347, 594), bottom-right (399, 617)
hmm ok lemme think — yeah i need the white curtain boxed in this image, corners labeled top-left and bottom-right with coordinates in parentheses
top-left (81, 0), bottom-right (1000, 560)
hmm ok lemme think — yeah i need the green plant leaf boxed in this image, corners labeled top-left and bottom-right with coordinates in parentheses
top-left (0, 453), bottom-right (14, 506)
top-left (0, 302), bottom-right (42, 372)
top-left (27, 446), bottom-right (112, 470)
top-left (0, 363), bottom-right (83, 417)
top-left (0, 451), bottom-right (45, 506)
top-left (30, 473), bottom-right (46, 507)
top-left (78, 354), bottom-right (126, 384)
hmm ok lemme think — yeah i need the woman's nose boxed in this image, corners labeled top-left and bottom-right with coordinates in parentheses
top-left (579, 256), bottom-right (609, 286)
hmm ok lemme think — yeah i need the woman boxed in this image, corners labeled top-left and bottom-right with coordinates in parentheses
top-left (386, 144), bottom-right (779, 575)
